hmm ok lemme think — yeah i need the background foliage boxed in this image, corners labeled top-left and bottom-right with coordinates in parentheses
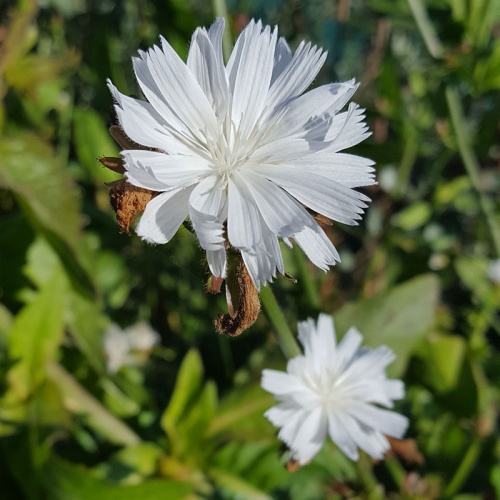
top-left (1, 0), bottom-right (500, 498)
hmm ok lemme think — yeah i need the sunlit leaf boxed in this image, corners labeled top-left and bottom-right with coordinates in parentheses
top-left (335, 274), bottom-right (440, 376)
top-left (42, 455), bottom-right (193, 500)
top-left (7, 267), bottom-right (66, 399)
top-left (418, 335), bottom-right (467, 392)
top-left (73, 107), bottom-right (121, 183)
top-left (160, 349), bottom-right (203, 437)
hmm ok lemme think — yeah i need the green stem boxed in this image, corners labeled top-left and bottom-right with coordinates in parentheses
top-left (292, 248), bottom-right (321, 309)
top-left (407, 0), bottom-right (444, 59)
top-left (356, 454), bottom-right (385, 500)
top-left (443, 435), bottom-right (483, 498)
top-left (46, 361), bottom-right (141, 446)
top-left (211, 0), bottom-right (232, 62)
top-left (260, 287), bottom-right (301, 359)
top-left (383, 458), bottom-right (406, 490)
top-left (445, 86), bottom-right (500, 257)
top-left (396, 125), bottom-right (419, 198)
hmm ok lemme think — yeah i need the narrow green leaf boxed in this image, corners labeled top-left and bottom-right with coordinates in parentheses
top-left (209, 467), bottom-right (273, 500)
top-left (8, 267), bottom-right (66, 399)
top-left (46, 362), bottom-right (141, 446)
top-left (42, 456), bottom-right (193, 500)
top-left (73, 107), bottom-right (121, 183)
top-left (160, 349), bottom-right (203, 436)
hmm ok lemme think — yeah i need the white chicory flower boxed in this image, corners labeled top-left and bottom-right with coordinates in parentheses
top-left (104, 322), bottom-right (160, 373)
top-left (108, 18), bottom-right (375, 289)
top-left (261, 314), bottom-right (408, 464)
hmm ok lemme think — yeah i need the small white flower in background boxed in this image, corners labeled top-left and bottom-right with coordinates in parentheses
top-left (261, 314), bottom-right (408, 464)
top-left (104, 322), bottom-right (160, 373)
top-left (108, 18), bottom-right (375, 289)
top-left (487, 259), bottom-right (500, 284)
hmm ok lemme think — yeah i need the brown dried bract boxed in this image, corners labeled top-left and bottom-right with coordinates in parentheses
top-left (387, 437), bottom-right (425, 465)
top-left (214, 260), bottom-right (261, 336)
top-left (106, 178), bottom-right (156, 234)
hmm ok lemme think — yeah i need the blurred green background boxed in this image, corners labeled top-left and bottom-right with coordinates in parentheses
top-left (1, 0), bottom-right (500, 498)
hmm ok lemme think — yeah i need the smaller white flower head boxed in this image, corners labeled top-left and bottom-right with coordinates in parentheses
top-left (108, 18), bottom-right (375, 289)
top-left (487, 259), bottom-right (500, 284)
top-left (103, 322), bottom-right (159, 373)
top-left (261, 314), bottom-right (408, 464)
top-left (127, 321), bottom-right (161, 351)
top-left (104, 324), bottom-right (131, 374)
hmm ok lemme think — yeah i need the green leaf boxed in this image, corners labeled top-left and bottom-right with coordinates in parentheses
top-left (209, 467), bottom-right (273, 500)
top-left (46, 362), bottom-right (141, 446)
top-left (160, 349), bottom-right (203, 437)
top-left (42, 456), bottom-right (193, 500)
top-left (173, 380), bottom-right (217, 460)
top-left (65, 290), bottom-right (107, 373)
top-left (0, 132), bottom-right (82, 256)
top-left (209, 384), bottom-right (276, 439)
top-left (93, 443), bottom-right (163, 484)
top-left (419, 335), bottom-right (467, 392)
top-left (8, 267), bottom-right (66, 399)
top-left (0, 132), bottom-right (94, 296)
top-left (73, 107), bottom-right (121, 183)
top-left (334, 274), bottom-right (440, 376)
top-left (455, 256), bottom-right (490, 298)
top-left (392, 202), bottom-right (432, 230)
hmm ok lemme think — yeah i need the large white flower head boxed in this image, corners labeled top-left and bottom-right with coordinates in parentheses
top-left (261, 314), bottom-right (408, 464)
top-left (108, 19), bottom-right (375, 289)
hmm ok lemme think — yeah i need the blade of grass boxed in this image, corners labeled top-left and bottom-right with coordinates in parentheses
top-left (407, 0), bottom-right (444, 59)
top-left (446, 86), bottom-right (500, 257)
top-left (260, 287), bottom-right (301, 359)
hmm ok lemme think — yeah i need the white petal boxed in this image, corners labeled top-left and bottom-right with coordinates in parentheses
top-left (297, 318), bottom-right (316, 355)
top-left (187, 25), bottom-right (229, 117)
top-left (270, 37), bottom-right (292, 85)
top-left (343, 345), bottom-right (396, 381)
top-left (240, 214), bottom-right (284, 289)
top-left (288, 152), bottom-right (376, 188)
top-left (254, 165), bottom-right (370, 226)
top-left (107, 80), bottom-right (189, 154)
top-left (313, 313), bottom-right (337, 366)
top-left (286, 356), bottom-right (307, 378)
top-left (324, 104), bottom-right (372, 150)
top-left (207, 18), bottom-right (225, 64)
top-left (261, 369), bottom-right (302, 396)
top-left (136, 186), bottom-right (194, 244)
top-left (241, 170), bottom-right (314, 237)
top-left (336, 411), bottom-right (390, 460)
top-left (264, 401), bottom-right (300, 427)
top-left (292, 224), bottom-right (340, 271)
top-left (206, 248), bottom-right (227, 278)
top-left (153, 38), bottom-right (219, 139)
top-left (266, 41), bottom-right (327, 110)
top-left (297, 315), bottom-right (337, 375)
top-left (227, 172), bottom-right (262, 249)
top-left (289, 407), bottom-right (327, 464)
top-left (349, 403), bottom-right (409, 439)
top-left (227, 22), bottom-right (277, 139)
top-left (122, 150), bottom-right (211, 190)
top-left (327, 412), bottom-right (359, 461)
top-left (189, 175), bottom-right (227, 251)
top-left (335, 327), bottom-right (364, 370)
top-left (276, 406), bottom-right (308, 450)
top-left (265, 80), bottom-right (359, 143)
top-left (132, 55), bottom-right (192, 138)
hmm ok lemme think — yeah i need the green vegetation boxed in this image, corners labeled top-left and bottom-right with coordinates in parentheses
top-left (1, 0), bottom-right (500, 497)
